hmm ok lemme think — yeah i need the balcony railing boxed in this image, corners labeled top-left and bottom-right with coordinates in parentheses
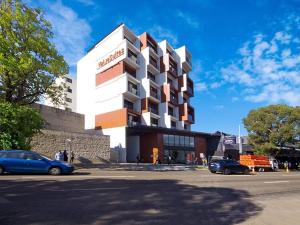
top-left (149, 107), bottom-right (159, 115)
top-left (170, 94), bottom-right (178, 104)
top-left (188, 114), bottom-right (194, 122)
top-left (128, 86), bottom-right (139, 96)
top-left (169, 66), bottom-right (177, 76)
top-left (150, 91), bottom-right (159, 99)
top-left (150, 58), bottom-right (158, 69)
top-left (186, 57), bottom-right (192, 66)
top-left (128, 121), bottom-right (140, 127)
top-left (128, 52), bottom-right (138, 64)
top-left (187, 86), bottom-right (194, 95)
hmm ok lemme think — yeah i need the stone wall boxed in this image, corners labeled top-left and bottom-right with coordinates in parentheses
top-left (32, 104), bottom-right (85, 133)
top-left (31, 130), bottom-right (110, 163)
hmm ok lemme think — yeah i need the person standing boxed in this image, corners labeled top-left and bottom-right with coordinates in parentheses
top-left (63, 150), bottom-right (68, 162)
top-left (55, 151), bottom-right (61, 161)
top-left (70, 152), bottom-right (75, 163)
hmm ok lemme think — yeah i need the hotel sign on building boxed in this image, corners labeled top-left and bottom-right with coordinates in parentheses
top-left (96, 42), bottom-right (127, 72)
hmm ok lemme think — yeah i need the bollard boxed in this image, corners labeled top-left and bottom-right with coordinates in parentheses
top-left (252, 167), bottom-right (255, 174)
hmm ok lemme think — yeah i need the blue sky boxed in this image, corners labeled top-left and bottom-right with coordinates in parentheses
top-left (26, 0), bottom-right (300, 135)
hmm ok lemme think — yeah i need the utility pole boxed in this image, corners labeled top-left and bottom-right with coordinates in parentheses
top-left (238, 125), bottom-right (243, 154)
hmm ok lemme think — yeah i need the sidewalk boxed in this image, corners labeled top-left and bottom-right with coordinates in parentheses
top-left (74, 162), bottom-right (208, 171)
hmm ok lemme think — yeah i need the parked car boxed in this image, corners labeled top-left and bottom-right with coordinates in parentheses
top-left (0, 150), bottom-right (74, 175)
top-left (208, 159), bottom-right (250, 175)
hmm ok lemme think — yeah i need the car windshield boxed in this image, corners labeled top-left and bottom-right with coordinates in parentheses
top-left (41, 155), bottom-right (52, 161)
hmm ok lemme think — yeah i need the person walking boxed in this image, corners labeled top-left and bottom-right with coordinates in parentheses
top-left (70, 152), bottom-right (75, 163)
top-left (167, 155), bottom-right (171, 165)
top-left (63, 150), bottom-right (68, 162)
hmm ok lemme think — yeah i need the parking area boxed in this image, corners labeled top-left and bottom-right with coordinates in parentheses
top-left (1, 168), bottom-right (300, 225)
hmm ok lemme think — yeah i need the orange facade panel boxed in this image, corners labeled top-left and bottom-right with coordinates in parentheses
top-left (96, 61), bottom-right (124, 86)
top-left (95, 108), bottom-right (127, 129)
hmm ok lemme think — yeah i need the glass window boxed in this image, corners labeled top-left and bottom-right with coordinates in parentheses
top-left (190, 137), bottom-right (195, 147)
top-left (168, 135), bottom-right (175, 146)
top-left (175, 135), bottom-right (180, 146)
top-left (163, 134), bottom-right (169, 145)
top-left (185, 136), bottom-right (190, 147)
top-left (180, 136), bottom-right (185, 146)
top-left (6, 152), bottom-right (23, 159)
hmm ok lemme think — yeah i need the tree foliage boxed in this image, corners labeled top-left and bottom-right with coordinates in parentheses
top-left (0, 0), bottom-right (68, 105)
top-left (243, 104), bottom-right (300, 155)
top-left (0, 101), bottom-right (44, 149)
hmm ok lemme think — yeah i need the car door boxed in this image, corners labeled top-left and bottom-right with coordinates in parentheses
top-left (22, 153), bottom-right (49, 173)
top-left (2, 152), bottom-right (27, 172)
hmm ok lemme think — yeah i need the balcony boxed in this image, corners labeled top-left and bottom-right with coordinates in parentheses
top-left (170, 93), bottom-right (178, 105)
top-left (128, 121), bottom-right (140, 127)
top-left (150, 90), bottom-right (159, 99)
top-left (125, 49), bottom-right (139, 69)
top-left (148, 107), bottom-right (159, 115)
top-left (187, 85), bottom-right (194, 96)
top-left (188, 114), bottom-right (194, 123)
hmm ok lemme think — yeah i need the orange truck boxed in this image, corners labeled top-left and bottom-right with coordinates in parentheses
top-left (240, 155), bottom-right (271, 171)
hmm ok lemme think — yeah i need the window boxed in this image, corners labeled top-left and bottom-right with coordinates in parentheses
top-left (190, 137), bottom-right (195, 147)
top-left (128, 82), bottom-right (138, 95)
top-left (150, 56), bottom-right (157, 68)
top-left (67, 87), bottom-right (72, 93)
top-left (185, 136), bottom-right (190, 146)
top-left (5, 152), bottom-right (23, 159)
top-left (180, 136), bottom-right (185, 146)
top-left (149, 102), bottom-right (158, 114)
top-left (168, 135), bottom-right (175, 146)
top-left (171, 121), bottom-right (176, 128)
top-left (124, 99), bottom-right (134, 110)
top-left (150, 117), bottom-right (159, 126)
top-left (148, 71), bottom-right (156, 82)
top-left (168, 106), bottom-right (174, 116)
top-left (163, 134), bottom-right (169, 145)
top-left (175, 135), bottom-right (180, 146)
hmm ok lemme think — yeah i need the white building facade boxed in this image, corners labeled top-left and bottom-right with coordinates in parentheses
top-left (44, 75), bottom-right (77, 112)
top-left (76, 24), bottom-right (210, 164)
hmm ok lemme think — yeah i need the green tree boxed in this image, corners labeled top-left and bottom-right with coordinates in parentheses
top-left (243, 104), bottom-right (300, 155)
top-left (0, 101), bottom-right (44, 149)
top-left (0, 0), bottom-right (68, 105)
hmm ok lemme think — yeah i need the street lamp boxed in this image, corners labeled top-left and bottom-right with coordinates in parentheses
top-left (66, 138), bottom-right (72, 164)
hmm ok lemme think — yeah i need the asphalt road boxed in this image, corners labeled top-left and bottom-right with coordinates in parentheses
top-left (1, 168), bottom-right (300, 225)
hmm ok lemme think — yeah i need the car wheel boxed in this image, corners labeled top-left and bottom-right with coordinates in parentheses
top-left (210, 170), bottom-right (216, 174)
top-left (0, 166), bottom-right (4, 175)
top-left (223, 168), bottom-right (231, 175)
top-left (49, 167), bottom-right (62, 175)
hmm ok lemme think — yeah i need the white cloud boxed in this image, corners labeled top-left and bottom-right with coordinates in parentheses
top-left (219, 16), bottom-right (300, 106)
top-left (195, 83), bottom-right (208, 92)
top-left (176, 11), bottom-right (199, 29)
top-left (34, 0), bottom-right (92, 70)
top-left (149, 25), bottom-right (178, 46)
top-left (75, 0), bottom-right (95, 6)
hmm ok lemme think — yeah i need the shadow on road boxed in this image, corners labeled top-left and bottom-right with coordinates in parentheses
top-left (0, 178), bottom-right (262, 225)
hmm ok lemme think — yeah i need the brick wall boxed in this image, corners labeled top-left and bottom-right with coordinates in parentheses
top-left (31, 130), bottom-right (110, 163)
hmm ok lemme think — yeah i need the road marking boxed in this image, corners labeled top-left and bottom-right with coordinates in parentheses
top-left (21, 175), bottom-right (135, 179)
top-left (264, 180), bottom-right (290, 184)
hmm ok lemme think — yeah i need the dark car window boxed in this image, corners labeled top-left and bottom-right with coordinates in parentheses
top-left (23, 153), bottom-right (42, 160)
top-left (5, 152), bottom-right (24, 159)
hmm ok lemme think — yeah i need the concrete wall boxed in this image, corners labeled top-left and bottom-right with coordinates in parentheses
top-left (31, 130), bottom-right (110, 163)
top-left (33, 104), bottom-right (85, 133)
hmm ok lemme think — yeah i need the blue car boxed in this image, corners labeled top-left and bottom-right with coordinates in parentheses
top-left (0, 150), bottom-right (74, 175)
top-left (208, 159), bottom-right (250, 175)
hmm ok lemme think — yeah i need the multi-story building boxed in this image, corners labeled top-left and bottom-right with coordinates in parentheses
top-left (44, 75), bottom-right (77, 112)
top-left (77, 24), bottom-right (218, 163)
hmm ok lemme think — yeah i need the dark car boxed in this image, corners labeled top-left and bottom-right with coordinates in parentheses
top-left (0, 150), bottom-right (74, 175)
top-left (208, 159), bottom-right (250, 175)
